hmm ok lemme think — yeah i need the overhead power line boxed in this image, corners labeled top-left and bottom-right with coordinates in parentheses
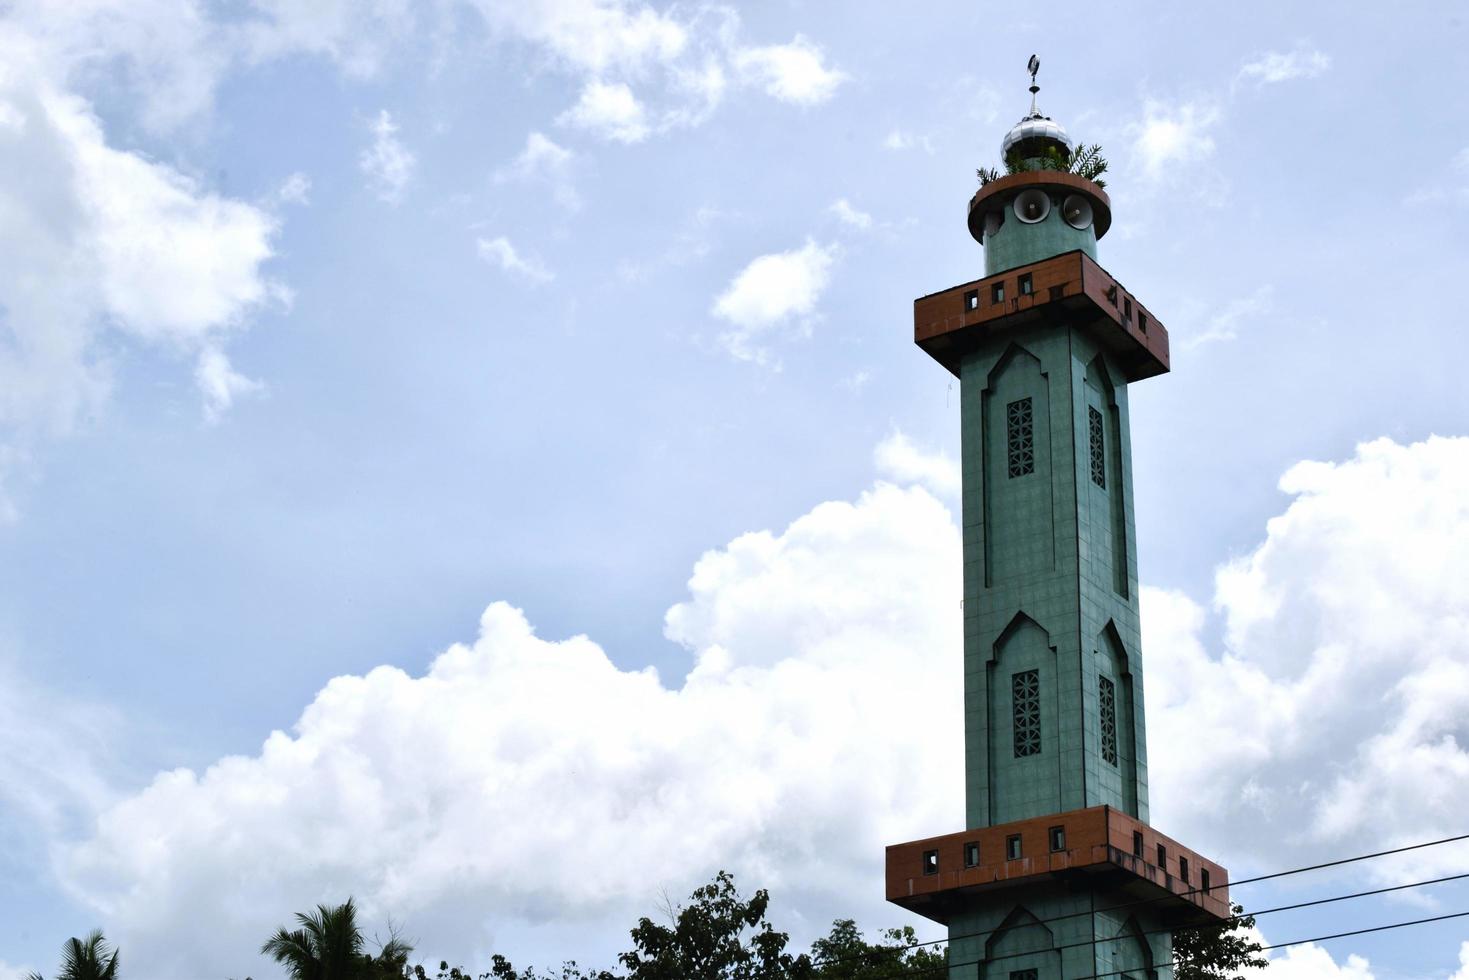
top-left (886, 869), bottom-right (1469, 974)
top-left (844, 908), bottom-right (1469, 980)
top-left (831, 829), bottom-right (1469, 960)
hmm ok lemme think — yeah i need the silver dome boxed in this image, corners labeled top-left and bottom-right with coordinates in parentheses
top-left (1000, 113), bottom-right (1074, 160)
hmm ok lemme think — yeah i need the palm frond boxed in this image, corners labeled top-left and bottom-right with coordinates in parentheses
top-left (55, 930), bottom-right (118, 980)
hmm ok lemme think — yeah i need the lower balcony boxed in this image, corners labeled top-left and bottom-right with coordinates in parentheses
top-left (886, 805), bottom-right (1230, 926)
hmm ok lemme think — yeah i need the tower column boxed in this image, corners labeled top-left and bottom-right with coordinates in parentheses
top-left (884, 58), bottom-right (1228, 980)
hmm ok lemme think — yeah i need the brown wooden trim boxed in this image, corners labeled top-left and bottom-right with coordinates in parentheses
top-left (968, 171), bottom-right (1113, 243)
top-left (912, 251), bottom-right (1169, 382)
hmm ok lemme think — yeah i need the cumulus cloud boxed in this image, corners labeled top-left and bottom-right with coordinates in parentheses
top-left (828, 198), bottom-right (872, 230)
top-left (710, 240), bottom-right (837, 364)
top-left (731, 35), bottom-right (847, 106)
top-left (557, 80), bottom-right (650, 143)
top-left (476, 236), bottom-right (553, 283)
top-left (1247, 939), bottom-right (1375, 979)
top-left (873, 430), bottom-right (958, 499)
top-left (1127, 98), bottom-right (1222, 182)
top-left (360, 109), bottom-right (416, 202)
top-left (1237, 43), bottom-right (1332, 86)
top-left (57, 482), bottom-right (961, 978)
top-left (44, 433), bottom-right (1469, 976)
top-left (1147, 436), bottom-right (1469, 885)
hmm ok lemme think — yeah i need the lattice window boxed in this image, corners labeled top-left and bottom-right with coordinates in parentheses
top-left (1099, 675), bottom-right (1118, 766)
top-left (1011, 971), bottom-right (1038, 980)
top-left (1012, 669), bottom-right (1041, 758)
top-left (1007, 397), bottom-right (1035, 478)
top-left (1088, 406), bottom-right (1106, 488)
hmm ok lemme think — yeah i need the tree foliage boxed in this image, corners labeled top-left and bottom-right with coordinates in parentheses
top-left (976, 142), bottom-right (1110, 188)
top-left (260, 898), bottom-right (414, 980)
top-left (808, 919), bottom-right (945, 979)
top-left (1172, 903), bottom-right (1268, 980)
top-left (425, 875), bottom-right (946, 980)
top-left (25, 930), bottom-right (119, 980)
top-left (617, 871), bottom-right (811, 980)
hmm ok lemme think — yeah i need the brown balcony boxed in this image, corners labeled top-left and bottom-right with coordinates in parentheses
top-left (913, 251), bottom-right (1170, 382)
top-left (886, 805), bottom-right (1229, 926)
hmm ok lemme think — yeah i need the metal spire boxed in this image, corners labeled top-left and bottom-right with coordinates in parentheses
top-left (1027, 54), bottom-right (1041, 117)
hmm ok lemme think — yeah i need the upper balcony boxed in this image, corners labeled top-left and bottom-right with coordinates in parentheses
top-left (913, 250), bottom-right (1170, 382)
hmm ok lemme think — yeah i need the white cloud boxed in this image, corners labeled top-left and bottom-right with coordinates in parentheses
top-left (3, 0), bottom-right (230, 131)
top-left (1247, 939), bottom-right (1375, 979)
top-left (1127, 98), bottom-right (1222, 182)
top-left (828, 198), bottom-right (872, 230)
top-left (0, 657), bottom-right (120, 840)
top-left (711, 240), bottom-right (837, 364)
top-left (1181, 285), bottom-right (1273, 350)
top-left (241, 0), bottom-right (417, 78)
top-left (1147, 436), bottom-right (1469, 885)
top-left (195, 346), bottom-right (263, 423)
top-left (476, 236), bottom-right (553, 283)
top-left (505, 131), bottom-right (572, 177)
top-left (360, 109), bottom-right (416, 202)
top-left (472, 0), bottom-right (687, 76)
top-left (497, 131), bottom-right (579, 210)
top-left (0, 30), bottom-right (281, 502)
top-left (731, 35), bottom-right (847, 106)
top-left (0, 960), bottom-right (33, 980)
top-left (1404, 148), bottom-right (1469, 209)
top-left (873, 430), bottom-right (958, 499)
top-left (1237, 43), bottom-right (1332, 86)
top-left (883, 129), bottom-right (934, 154)
top-left (557, 80), bottom-right (650, 143)
top-left (1450, 940), bottom-right (1469, 980)
top-left (271, 171), bottom-right (312, 207)
top-left (57, 481), bottom-right (961, 978)
top-left (668, 57), bottom-right (728, 128)
top-left (39, 433), bottom-right (1469, 977)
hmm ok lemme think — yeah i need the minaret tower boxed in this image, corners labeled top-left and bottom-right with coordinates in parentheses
top-left (885, 59), bottom-right (1231, 979)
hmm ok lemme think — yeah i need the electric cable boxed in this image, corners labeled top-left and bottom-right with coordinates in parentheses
top-left (832, 908), bottom-right (1469, 980)
top-left (855, 869), bottom-right (1469, 974)
top-left (817, 829), bottom-right (1469, 960)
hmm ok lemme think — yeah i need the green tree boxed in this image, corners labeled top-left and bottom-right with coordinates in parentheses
top-left (809, 919), bottom-right (946, 979)
top-left (261, 898), bottom-right (413, 980)
top-left (406, 955), bottom-right (614, 980)
top-left (1172, 903), bottom-right (1268, 980)
top-left (25, 930), bottom-right (119, 980)
top-left (616, 871), bottom-right (811, 980)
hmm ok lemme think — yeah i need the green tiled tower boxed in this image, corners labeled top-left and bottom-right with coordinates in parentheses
top-left (884, 59), bottom-right (1230, 980)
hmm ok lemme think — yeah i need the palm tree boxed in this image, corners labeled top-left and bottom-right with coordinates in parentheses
top-left (26, 929), bottom-right (119, 980)
top-left (261, 898), bottom-right (412, 980)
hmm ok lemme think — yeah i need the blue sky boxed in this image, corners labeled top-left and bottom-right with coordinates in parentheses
top-left (2, 1), bottom-right (1469, 978)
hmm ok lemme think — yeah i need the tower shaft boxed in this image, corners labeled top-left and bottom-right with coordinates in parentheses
top-left (960, 321), bottom-right (1147, 831)
top-left (885, 153), bottom-right (1229, 977)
